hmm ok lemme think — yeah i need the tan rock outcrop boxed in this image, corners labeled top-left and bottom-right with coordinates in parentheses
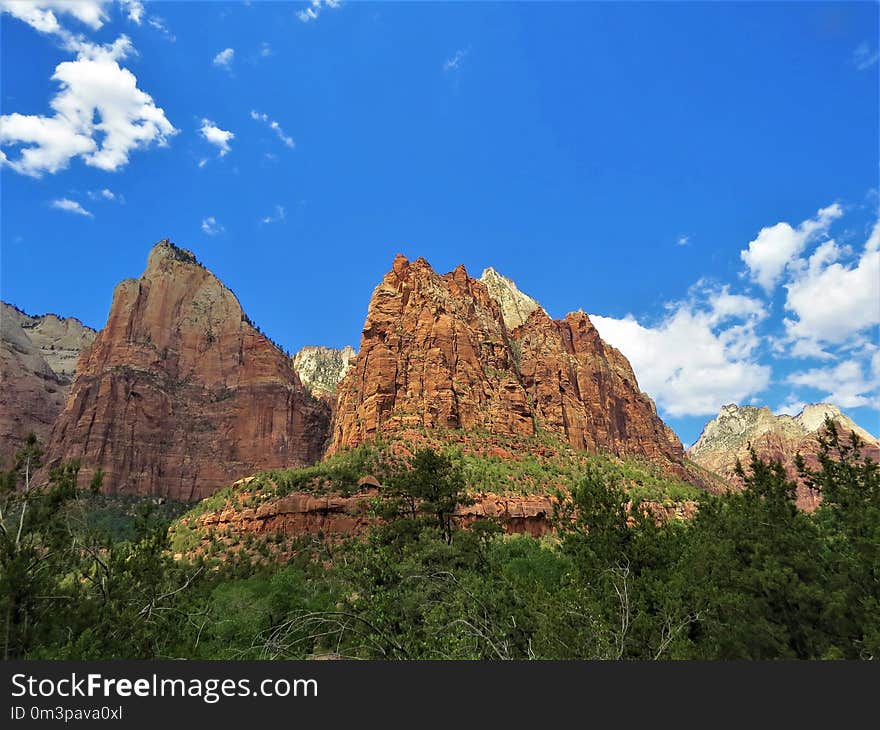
top-left (16, 308), bottom-right (97, 379)
top-left (688, 403), bottom-right (880, 510)
top-left (292, 345), bottom-right (357, 397)
top-left (479, 267), bottom-right (544, 330)
top-left (0, 302), bottom-right (96, 466)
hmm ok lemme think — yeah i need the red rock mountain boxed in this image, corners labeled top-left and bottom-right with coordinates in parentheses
top-left (688, 403), bottom-right (880, 510)
top-left (1, 303), bottom-right (96, 467)
top-left (45, 240), bottom-right (330, 500)
top-left (329, 255), bottom-right (690, 479)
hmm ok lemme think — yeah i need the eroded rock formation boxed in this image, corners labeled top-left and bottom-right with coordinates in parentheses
top-left (45, 240), bottom-right (331, 500)
top-left (181, 482), bottom-right (697, 552)
top-left (328, 255), bottom-right (690, 480)
top-left (198, 491), bottom-right (556, 539)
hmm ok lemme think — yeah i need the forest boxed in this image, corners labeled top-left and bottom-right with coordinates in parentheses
top-left (1, 421), bottom-right (877, 661)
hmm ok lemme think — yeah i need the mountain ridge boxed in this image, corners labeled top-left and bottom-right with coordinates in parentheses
top-left (7, 239), bottom-right (877, 509)
top-left (688, 401), bottom-right (880, 509)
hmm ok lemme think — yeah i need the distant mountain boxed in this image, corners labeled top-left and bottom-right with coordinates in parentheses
top-left (688, 403), bottom-right (880, 509)
top-left (292, 345), bottom-right (357, 398)
top-left (0, 302), bottom-right (96, 467)
top-left (44, 240), bottom-right (331, 500)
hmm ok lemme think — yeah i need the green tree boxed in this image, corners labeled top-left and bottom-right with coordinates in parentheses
top-left (797, 419), bottom-right (880, 658)
top-left (384, 449), bottom-right (472, 543)
top-left (0, 439), bottom-right (81, 659)
top-left (679, 450), bottom-right (825, 659)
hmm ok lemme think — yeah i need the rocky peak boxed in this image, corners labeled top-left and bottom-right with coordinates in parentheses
top-left (690, 403), bottom-right (878, 458)
top-left (689, 404), bottom-right (792, 457)
top-left (794, 403), bottom-right (877, 445)
top-left (795, 403), bottom-right (841, 431)
top-left (147, 238), bottom-right (201, 268)
top-left (292, 345), bottom-right (357, 397)
top-left (45, 240), bottom-right (331, 500)
top-left (791, 403), bottom-right (874, 440)
top-left (328, 255), bottom-right (691, 482)
top-left (480, 266), bottom-right (544, 331)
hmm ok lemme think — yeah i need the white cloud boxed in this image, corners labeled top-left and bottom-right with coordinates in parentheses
top-left (0, 35), bottom-right (177, 177)
top-left (201, 216), bottom-right (224, 236)
top-left (120, 0), bottom-right (143, 25)
top-left (260, 204), bottom-right (285, 225)
top-left (853, 42), bottom-right (879, 71)
top-left (0, 1), bottom-right (108, 34)
top-left (50, 197), bottom-right (92, 217)
top-left (782, 220), bottom-right (880, 352)
top-left (199, 119), bottom-right (234, 156)
top-left (786, 360), bottom-right (879, 410)
top-left (146, 15), bottom-right (174, 41)
top-left (676, 234), bottom-right (690, 247)
top-left (259, 41), bottom-right (272, 58)
top-left (213, 47), bottom-right (234, 69)
top-left (585, 199), bottom-right (877, 424)
top-left (87, 187), bottom-right (117, 201)
top-left (249, 110), bottom-right (294, 148)
top-left (444, 49), bottom-right (468, 71)
top-left (705, 285), bottom-right (766, 324)
top-left (740, 203), bottom-right (843, 292)
top-left (590, 285), bottom-right (770, 417)
top-left (297, 0), bottom-right (339, 23)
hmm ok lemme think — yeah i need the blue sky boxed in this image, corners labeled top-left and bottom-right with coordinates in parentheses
top-left (1, 1), bottom-right (878, 445)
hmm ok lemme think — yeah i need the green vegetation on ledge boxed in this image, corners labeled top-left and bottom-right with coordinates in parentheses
top-left (179, 429), bottom-right (702, 524)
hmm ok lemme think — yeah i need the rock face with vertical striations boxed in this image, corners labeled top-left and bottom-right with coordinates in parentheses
top-left (328, 255), bottom-right (690, 480)
top-left (44, 240), bottom-right (331, 500)
top-left (688, 403), bottom-right (880, 509)
top-left (0, 303), bottom-right (96, 467)
top-left (513, 308), bottom-right (688, 473)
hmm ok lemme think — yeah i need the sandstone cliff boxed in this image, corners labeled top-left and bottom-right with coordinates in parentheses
top-left (0, 302), bottom-right (96, 466)
top-left (292, 345), bottom-right (357, 397)
top-left (178, 481), bottom-right (696, 555)
top-left (688, 403), bottom-right (880, 509)
top-left (328, 255), bottom-right (690, 480)
top-left (186, 489), bottom-right (556, 546)
top-left (514, 308), bottom-right (688, 475)
top-left (44, 240), bottom-right (331, 500)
